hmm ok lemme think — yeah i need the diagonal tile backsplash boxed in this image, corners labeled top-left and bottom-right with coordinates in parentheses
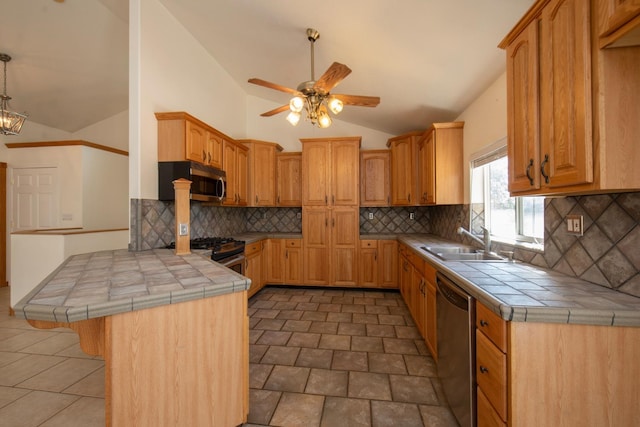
top-left (131, 191), bottom-right (640, 299)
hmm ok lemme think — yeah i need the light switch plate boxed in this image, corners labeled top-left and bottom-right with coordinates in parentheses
top-left (566, 214), bottom-right (583, 236)
top-left (410, 212), bottom-right (415, 220)
top-left (368, 212), bottom-right (374, 220)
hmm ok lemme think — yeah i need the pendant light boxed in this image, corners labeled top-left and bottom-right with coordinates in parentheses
top-left (0, 53), bottom-right (27, 135)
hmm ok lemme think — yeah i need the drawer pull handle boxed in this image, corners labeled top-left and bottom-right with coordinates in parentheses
top-left (480, 319), bottom-right (489, 327)
top-left (525, 158), bottom-right (534, 185)
top-left (480, 366), bottom-right (489, 374)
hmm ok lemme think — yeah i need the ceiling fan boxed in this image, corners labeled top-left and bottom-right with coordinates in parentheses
top-left (248, 28), bottom-right (380, 128)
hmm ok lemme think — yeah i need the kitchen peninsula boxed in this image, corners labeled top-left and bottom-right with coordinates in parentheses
top-left (13, 248), bottom-right (250, 427)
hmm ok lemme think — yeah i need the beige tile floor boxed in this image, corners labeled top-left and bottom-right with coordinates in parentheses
top-left (0, 285), bottom-right (456, 426)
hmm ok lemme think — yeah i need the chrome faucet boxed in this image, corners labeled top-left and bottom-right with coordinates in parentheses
top-left (457, 226), bottom-right (491, 253)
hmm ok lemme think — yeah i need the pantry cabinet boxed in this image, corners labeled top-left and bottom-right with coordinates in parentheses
top-left (276, 152), bottom-right (302, 206)
top-left (416, 122), bottom-right (464, 205)
top-left (360, 150), bottom-right (390, 206)
top-left (238, 139), bottom-right (283, 207)
top-left (222, 140), bottom-right (248, 206)
top-left (501, 0), bottom-right (640, 196)
top-left (301, 137), bottom-right (360, 287)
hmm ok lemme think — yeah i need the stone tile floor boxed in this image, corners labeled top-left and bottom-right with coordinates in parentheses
top-left (0, 286), bottom-right (457, 426)
top-left (245, 287), bottom-right (457, 427)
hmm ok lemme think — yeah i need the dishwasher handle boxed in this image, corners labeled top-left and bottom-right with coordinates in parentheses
top-left (436, 273), bottom-right (470, 311)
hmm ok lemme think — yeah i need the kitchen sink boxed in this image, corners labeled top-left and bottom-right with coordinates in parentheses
top-left (421, 246), bottom-right (507, 262)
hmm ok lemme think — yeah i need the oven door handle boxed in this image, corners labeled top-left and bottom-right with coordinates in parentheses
top-left (220, 254), bottom-right (245, 268)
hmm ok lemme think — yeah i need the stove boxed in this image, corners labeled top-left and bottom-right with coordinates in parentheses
top-left (166, 237), bottom-right (246, 262)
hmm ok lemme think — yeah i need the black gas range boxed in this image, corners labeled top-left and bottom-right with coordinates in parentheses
top-left (166, 237), bottom-right (246, 262)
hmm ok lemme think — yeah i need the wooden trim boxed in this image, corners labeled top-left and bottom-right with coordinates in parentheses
top-left (155, 111), bottom-right (235, 141)
top-left (300, 136), bottom-right (362, 147)
top-left (498, 0), bottom-right (551, 48)
top-left (11, 227), bottom-right (128, 235)
top-left (5, 140), bottom-right (128, 157)
top-left (236, 138), bottom-right (284, 152)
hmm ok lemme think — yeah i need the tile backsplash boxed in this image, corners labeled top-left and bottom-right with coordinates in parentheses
top-left (131, 192), bottom-right (640, 298)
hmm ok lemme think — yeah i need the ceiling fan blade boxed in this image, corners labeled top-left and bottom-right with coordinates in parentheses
top-left (248, 78), bottom-right (300, 95)
top-left (314, 62), bottom-right (352, 93)
top-left (333, 94), bottom-right (380, 107)
top-left (260, 105), bottom-right (291, 117)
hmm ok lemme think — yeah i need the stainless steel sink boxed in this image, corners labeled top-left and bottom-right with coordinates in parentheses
top-left (421, 246), bottom-right (507, 262)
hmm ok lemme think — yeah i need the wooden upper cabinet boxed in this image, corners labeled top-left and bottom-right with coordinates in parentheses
top-left (416, 122), bottom-right (464, 205)
top-left (500, 0), bottom-right (640, 196)
top-left (360, 150), bottom-right (390, 206)
top-left (205, 131), bottom-right (223, 169)
top-left (238, 139), bottom-right (283, 207)
top-left (276, 152), bottom-right (302, 207)
top-left (301, 137), bottom-right (361, 206)
top-left (505, 21), bottom-right (541, 193)
top-left (185, 121), bottom-right (206, 163)
top-left (598, 0), bottom-right (640, 47)
top-left (387, 131), bottom-right (422, 206)
top-left (222, 139), bottom-right (248, 206)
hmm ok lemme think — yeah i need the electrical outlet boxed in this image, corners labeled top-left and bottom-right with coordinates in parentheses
top-left (297, 212), bottom-right (302, 219)
top-left (179, 223), bottom-right (189, 236)
top-left (410, 212), bottom-right (415, 220)
top-left (566, 214), bottom-right (583, 236)
top-left (262, 212), bottom-right (267, 220)
top-left (368, 212), bottom-right (374, 220)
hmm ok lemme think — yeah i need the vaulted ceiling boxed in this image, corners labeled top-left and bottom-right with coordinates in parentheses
top-left (1, 0), bottom-right (533, 135)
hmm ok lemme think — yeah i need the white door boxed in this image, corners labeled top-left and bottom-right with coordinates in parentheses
top-left (12, 167), bottom-right (59, 231)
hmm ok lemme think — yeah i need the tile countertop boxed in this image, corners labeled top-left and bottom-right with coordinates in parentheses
top-left (13, 249), bottom-right (250, 323)
top-left (397, 234), bottom-right (640, 327)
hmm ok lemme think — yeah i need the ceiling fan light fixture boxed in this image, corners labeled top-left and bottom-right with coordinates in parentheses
top-left (327, 97), bottom-right (343, 115)
top-left (289, 96), bottom-right (304, 113)
top-left (317, 105), bottom-right (332, 128)
top-left (0, 53), bottom-right (27, 136)
top-left (286, 110), bottom-right (301, 126)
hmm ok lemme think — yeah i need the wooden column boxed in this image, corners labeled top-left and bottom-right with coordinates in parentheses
top-left (0, 162), bottom-right (6, 287)
top-left (173, 178), bottom-right (191, 255)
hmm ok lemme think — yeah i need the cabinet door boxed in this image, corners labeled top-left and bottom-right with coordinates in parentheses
top-left (246, 251), bottom-right (262, 298)
top-left (399, 254), bottom-right (412, 303)
top-left (360, 150), bottom-right (390, 206)
top-left (206, 131), bottom-right (223, 169)
top-left (303, 207), bottom-right (330, 285)
top-left (331, 207), bottom-right (359, 286)
top-left (222, 141), bottom-right (238, 205)
top-left (284, 240), bottom-right (303, 284)
top-left (277, 153), bottom-right (302, 206)
top-left (539, 0), bottom-right (593, 189)
top-left (378, 240), bottom-right (398, 288)
top-left (389, 138), bottom-right (414, 205)
top-left (412, 267), bottom-right (425, 336)
top-left (252, 144), bottom-right (277, 206)
top-left (506, 21), bottom-right (541, 193)
top-left (417, 133), bottom-right (436, 205)
top-left (236, 145), bottom-right (249, 206)
top-left (265, 239), bottom-right (284, 284)
top-left (599, 0), bottom-right (640, 47)
top-left (331, 140), bottom-right (360, 206)
top-left (359, 241), bottom-right (378, 287)
top-left (185, 121), bottom-right (206, 163)
top-left (302, 141), bottom-right (330, 206)
top-left (424, 263), bottom-right (437, 360)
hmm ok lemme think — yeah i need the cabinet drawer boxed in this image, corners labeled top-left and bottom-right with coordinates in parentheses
top-left (477, 386), bottom-right (507, 427)
top-left (360, 240), bottom-right (378, 248)
top-left (476, 331), bottom-right (507, 421)
top-left (245, 241), bottom-right (263, 256)
top-left (406, 249), bottom-right (424, 271)
top-left (476, 302), bottom-right (507, 352)
top-left (285, 239), bottom-right (301, 248)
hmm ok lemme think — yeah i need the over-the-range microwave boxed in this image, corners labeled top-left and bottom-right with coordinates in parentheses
top-left (158, 161), bottom-right (226, 204)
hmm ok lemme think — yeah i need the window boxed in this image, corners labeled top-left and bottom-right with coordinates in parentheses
top-left (470, 143), bottom-right (544, 244)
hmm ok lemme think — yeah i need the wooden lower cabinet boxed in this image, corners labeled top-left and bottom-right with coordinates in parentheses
top-left (245, 241), bottom-right (263, 298)
top-left (358, 239), bottom-right (398, 288)
top-left (284, 239), bottom-right (303, 284)
top-left (359, 240), bottom-right (378, 287)
top-left (303, 207), bottom-right (358, 286)
top-left (477, 387), bottom-right (506, 427)
top-left (424, 262), bottom-right (437, 361)
top-left (264, 239), bottom-right (284, 284)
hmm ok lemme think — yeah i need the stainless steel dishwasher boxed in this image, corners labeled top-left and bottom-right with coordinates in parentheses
top-left (436, 272), bottom-right (476, 427)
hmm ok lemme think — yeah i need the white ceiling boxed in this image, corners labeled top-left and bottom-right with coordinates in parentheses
top-left (1, 0), bottom-right (534, 135)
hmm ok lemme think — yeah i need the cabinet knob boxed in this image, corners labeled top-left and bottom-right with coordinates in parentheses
top-left (480, 319), bottom-right (489, 327)
top-left (255, 195), bottom-right (258, 204)
top-left (479, 366), bottom-right (489, 374)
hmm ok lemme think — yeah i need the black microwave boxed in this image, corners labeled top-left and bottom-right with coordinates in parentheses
top-left (158, 161), bottom-right (226, 203)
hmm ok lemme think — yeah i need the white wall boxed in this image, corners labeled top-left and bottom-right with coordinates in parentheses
top-left (0, 122), bottom-right (72, 163)
top-left (72, 110), bottom-right (129, 151)
top-left (454, 72), bottom-right (508, 202)
top-left (130, 0), bottom-right (248, 200)
top-left (82, 147), bottom-right (129, 229)
top-left (246, 96), bottom-right (394, 152)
